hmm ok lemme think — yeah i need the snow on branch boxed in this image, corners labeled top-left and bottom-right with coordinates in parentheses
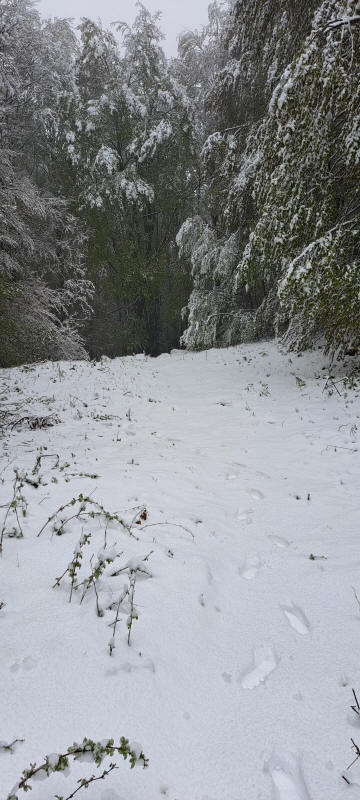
top-left (321, 15), bottom-right (360, 32)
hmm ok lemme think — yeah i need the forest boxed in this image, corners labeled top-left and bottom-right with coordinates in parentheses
top-left (2, 3), bottom-right (360, 799)
top-left (1, 0), bottom-right (359, 366)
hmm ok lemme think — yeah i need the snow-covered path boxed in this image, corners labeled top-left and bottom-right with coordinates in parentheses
top-left (1, 343), bottom-right (360, 800)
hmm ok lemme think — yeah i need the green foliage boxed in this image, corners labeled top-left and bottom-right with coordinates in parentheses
top-left (237, 0), bottom-right (360, 357)
top-left (0, 1), bottom-right (92, 367)
top-left (56, 8), bottom-right (197, 357)
top-left (7, 736), bottom-right (148, 800)
top-left (179, 0), bottom-right (360, 358)
top-left (0, 469), bottom-right (28, 552)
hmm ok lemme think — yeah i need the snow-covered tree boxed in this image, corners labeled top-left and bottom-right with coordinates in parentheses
top-left (178, 0), bottom-right (360, 358)
top-left (0, 0), bottom-right (93, 366)
top-left (58, 5), bottom-right (197, 356)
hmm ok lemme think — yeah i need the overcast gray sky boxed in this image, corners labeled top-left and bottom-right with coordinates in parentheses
top-left (38, 0), bottom-right (210, 56)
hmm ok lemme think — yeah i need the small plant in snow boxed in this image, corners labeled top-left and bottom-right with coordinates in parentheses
top-left (53, 532), bottom-right (92, 602)
top-left (0, 738), bottom-right (24, 753)
top-left (343, 375), bottom-right (360, 393)
top-left (6, 736), bottom-right (148, 800)
top-left (37, 494), bottom-right (139, 540)
top-left (0, 470), bottom-right (28, 553)
top-left (80, 545), bottom-right (121, 616)
top-left (259, 382), bottom-right (270, 397)
top-left (32, 452), bottom-right (60, 475)
top-left (54, 536), bottom-right (123, 616)
top-left (127, 574), bottom-right (138, 646)
top-left (110, 551), bottom-right (153, 579)
top-left (108, 585), bottom-right (130, 655)
top-left (108, 553), bottom-right (153, 651)
top-left (110, 552), bottom-right (153, 647)
top-left (342, 691), bottom-right (360, 784)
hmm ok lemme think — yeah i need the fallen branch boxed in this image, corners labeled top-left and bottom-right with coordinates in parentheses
top-left (11, 414), bottom-right (60, 430)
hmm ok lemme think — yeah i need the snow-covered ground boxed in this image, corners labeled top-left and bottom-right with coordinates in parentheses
top-left (1, 342), bottom-right (360, 800)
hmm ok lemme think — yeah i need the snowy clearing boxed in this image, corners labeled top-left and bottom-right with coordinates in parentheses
top-left (1, 342), bottom-right (360, 800)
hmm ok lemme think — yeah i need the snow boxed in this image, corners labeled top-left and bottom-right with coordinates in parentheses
top-left (94, 146), bottom-right (119, 175)
top-left (1, 342), bottom-right (360, 799)
top-left (138, 120), bottom-right (173, 163)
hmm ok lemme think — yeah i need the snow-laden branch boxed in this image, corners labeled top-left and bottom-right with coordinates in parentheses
top-left (322, 15), bottom-right (360, 32)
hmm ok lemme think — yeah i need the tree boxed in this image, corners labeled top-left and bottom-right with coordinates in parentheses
top-left (58, 4), bottom-right (197, 357)
top-left (178, 0), bottom-right (360, 357)
top-left (0, 0), bottom-right (93, 367)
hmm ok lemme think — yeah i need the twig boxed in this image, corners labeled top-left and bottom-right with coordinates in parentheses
top-left (110, 550), bottom-right (153, 578)
top-left (347, 738), bottom-right (360, 769)
top-left (32, 453), bottom-right (59, 474)
top-left (127, 574), bottom-right (137, 646)
top-left (321, 444), bottom-right (358, 453)
top-left (37, 495), bottom-right (138, 539)
top-left (0, 472), bottom-right (25, 553)
top-left (140, 521), bottom-right (194, 541)
top-left (108, 586), bottom-right (129, 655)
top-left (0, 738), bottom-right (24, 753)
top-left (322, 375), bottom-right (343, 395)
top-left (63, 764), bottom-right (118, 800)
top-left (53, 566), bottom-right (69, 590)
top-left (11, 414), bottom-right (59, 430)
top-left (92, 576), bottom-right (102, 617)
top-left (0, 476), bottom-right (17, 553)
top-left (352, 588), bottom-right (360, 615)
top-left (8, 737), bottom-right (148, 798)
top-left (351, 688), bottom-right (360, 716)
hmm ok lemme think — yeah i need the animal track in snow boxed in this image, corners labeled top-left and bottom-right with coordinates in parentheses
top-left (106, 658), bottom-right (155, 676)
top-left (236, 508), bottom-right (254, 524)
top-left (268, 534), bottom-right (291, 548)
top-left (268, 752), bottom-right (311, 799)
top-left (239, 553), bottom-right (263, 580)
top-left (101, 790), bottom-right (123, 800)
top-left (10, 656), bottom-right (38, 673)
top-left (247, 487), bottom-right (264, 500)
top-left (241, 644), bottom-right (279, 689)
top-left (281, 604), bottom-right (310, 635)
top-left (225, 462), bottom-right (247, 480)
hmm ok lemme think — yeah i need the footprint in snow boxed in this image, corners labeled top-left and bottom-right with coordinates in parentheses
top-left (247, 487), bottom-right (264, 500)
top-left (239, 553), bottom-right (263, 580)
top-left (256, 470), bottom-right (271, 480)
top-left (240, 644), bottom-right (279, 689)
top-left (236, 508), bottom-right (254, 524)
top-left (106, 658), bottom-right (155, 676)
top-left (101, 791), bottom-right (123, 800)
top-left (281, 604), bottom-right (310, 635)
top-left (267, 752), bottom-right (311, 800)
top-left (10, 656), bottom-right (37, 673)
top-left (268, 534), bottom-right (291, 548)
top-left (226, 466), bottom-right (247, 480)
top-left (222, 672), bottom-right (232, 684)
